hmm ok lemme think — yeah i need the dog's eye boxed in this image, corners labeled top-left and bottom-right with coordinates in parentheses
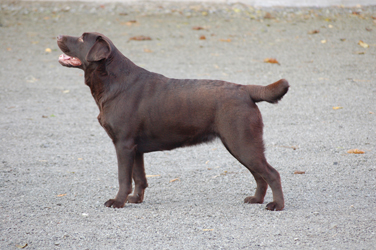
top-left (78, 37), bottom-right (83, 43)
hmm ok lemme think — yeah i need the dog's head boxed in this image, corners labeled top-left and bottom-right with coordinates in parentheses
top-left (57, 32), bottom-right (112, 70)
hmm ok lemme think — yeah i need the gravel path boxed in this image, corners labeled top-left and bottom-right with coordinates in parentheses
top-left (1, 1), bottom-right (375, 249)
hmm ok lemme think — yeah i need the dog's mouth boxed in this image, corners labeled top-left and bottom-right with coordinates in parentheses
top-left (59, 54), bottom-right (82, 67)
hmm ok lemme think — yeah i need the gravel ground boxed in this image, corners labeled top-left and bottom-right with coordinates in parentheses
top-left (1, 1), bottom-right (375, 249)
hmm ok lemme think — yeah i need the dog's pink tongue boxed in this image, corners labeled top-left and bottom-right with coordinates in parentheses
top-left (59, 54), bottom-right (70, 60)
top-left (59, 54), bottom-right (82, 66)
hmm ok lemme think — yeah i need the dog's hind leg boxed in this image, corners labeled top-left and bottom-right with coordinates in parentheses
top-left (218, 106), bottom-right (284, 211)
top-left (244, 169), bottom-right (268, 204)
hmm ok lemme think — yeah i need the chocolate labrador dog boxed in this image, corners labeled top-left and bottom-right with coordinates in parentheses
top-left (57, 32), bottom-right (289, 211)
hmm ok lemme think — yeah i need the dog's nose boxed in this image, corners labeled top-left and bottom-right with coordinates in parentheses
top-left (57, 35), bottom-right (63, 41)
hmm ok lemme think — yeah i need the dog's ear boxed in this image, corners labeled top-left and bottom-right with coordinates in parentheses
top-left (86, 37), bottom-right (111, 62)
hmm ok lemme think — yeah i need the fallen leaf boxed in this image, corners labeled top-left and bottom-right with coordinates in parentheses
top-left (219, 38), bottom-right (231, 42)
top-left (7, 47), bottom-right (12, 51)
top-left (340, 38), bottom-right (346, 42)
top-left (143, 48), bottom-right (152, 53)
top-left (26, 76), bottom-right (38, 83)
top-left (294, 171), bottom-right (305, 174)
top-left (146, 175), bottom-right (160, 178)
top-left (356, 51), bottom-right (365, 55)
top-left (205, 160), bottom-right (210, 164)
top-left (328, 24), bottom-right (333, 28)
top-left (192, 26), bottom-right (204, 30)
top-left (169, 178), bottom-right (180, 183)
top-left (203, 229), bottom-right (214, 231)
top-left (347, 149), bottom-right (365, 154)
top-left (321, 39), bottom-right (327, 44)
top-left (264, 58), bottom-right (280, 65)
top-left (358, 40), bottom-right (369, 48)
top-left (62, 90), bottom-right (70, 93)
top-left (16, 243), bottom-right (28, 249)
top-left (264, 12), bottom-right (273, 19)
top-left (365, 28), bottom-right (372, 32)
top-left (308, 30), bottom-right (320, 34)
top-left (42, 115), bottom-right (48, 118)
top-left (57, 194), bottom-right (67, 197)
top-left (44, 16), bottom-right (50, 20)
top-left (45, 48), bottom-right (52, 53)
top-left (199, 35), bottom-right (206, 40)
top-left (77, 158), bottom-right (82, 160)
top-left (129, 36), bottom-right (151, 41)
top-left (202, 11), bottom-right (208, 16)
top-left (125, 20), bottom-right (137, 26)
top-left (352, 79), bottom-right (370, 82)
top-left (233, 8), bottom-right (241, 13)
top-left (333, 106), bottom-right (343, 110)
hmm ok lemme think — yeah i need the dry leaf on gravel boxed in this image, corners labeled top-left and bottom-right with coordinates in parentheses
top-left (192, 26), bottom-right (204, 30)
top-left (264, 58), bottom-right (280, 65)
top-left (358, 40), bottom-right (369, 48)
top-left (294, 171), bottom-right (305, 174)
top-left (203, 229), bottom-right (214, 231)
top-left (199, 35), bottom-right (206, 40)
top-left (333, 106), bottom-right (343, 110)
top-left (26, 76), bottom-right (38, 83)
top-left (308, 30), bottom-right (320, 34)
top-left (143, 48), bottom-right (152, 53)
top-left (129, 35), bottom-right (151, 41)
top-left (45, 48), bottom-right (52, 53)
top-left (16, 244), bottom-right (28, 249)
top-left (124, 20), bottom-right (137, 26)
top-left (347, 149), bottom-right (365, 154)
top-left (169, 178), bottom-right (180, 183)
top-left (57, 194), bottom-right (67, 197)
top-left (219, 38), bottom-right (231, 42)
top-left (264, 12), bottom-right (273, 19)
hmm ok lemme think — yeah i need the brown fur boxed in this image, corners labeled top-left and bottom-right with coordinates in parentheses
top-left (57, 32), bottom-right (289, 210)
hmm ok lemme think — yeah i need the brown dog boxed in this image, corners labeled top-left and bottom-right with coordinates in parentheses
top-left (57, 32), bottom-right (289, 211)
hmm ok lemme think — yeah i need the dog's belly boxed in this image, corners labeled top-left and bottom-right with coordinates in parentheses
top-left (135, 128), bottom-right (217, 153)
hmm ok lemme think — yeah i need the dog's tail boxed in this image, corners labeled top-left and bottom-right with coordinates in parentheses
top-left (245, 79), bottom-right (289, 104)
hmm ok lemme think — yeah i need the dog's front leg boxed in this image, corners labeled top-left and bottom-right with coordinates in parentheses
top-left (127, 152), bottom-right (148, 203)
top-left (104, 142), bottom-right (136, 208)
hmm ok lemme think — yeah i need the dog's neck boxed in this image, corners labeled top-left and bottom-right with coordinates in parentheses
top-left (84, 52), bottom-right (137, 111)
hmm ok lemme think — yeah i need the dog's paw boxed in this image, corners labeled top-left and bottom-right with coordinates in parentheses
top-left (104, 199), bottom-right (125, 208)
top-left (244, 196), bottom-right (263, 204)
top-left (265, 201), bottom-right (284, 211)
top-left (127, 194), bottom-right (143, 204)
